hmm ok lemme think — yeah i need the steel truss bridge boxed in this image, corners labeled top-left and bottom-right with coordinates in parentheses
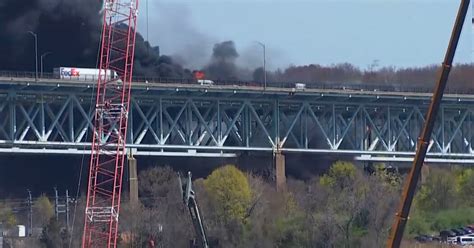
top-left (1, 76), bottom-right (474, 163)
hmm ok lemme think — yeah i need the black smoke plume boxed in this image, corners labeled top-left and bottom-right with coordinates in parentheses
top-left (133, 33), bottom-right (192, 79)
top-left (0, 0), bottom-right (102, 71)
top-left (204, 41), bottom-right (240, 80)
top-left (0, 0), bottom-right (189, 78)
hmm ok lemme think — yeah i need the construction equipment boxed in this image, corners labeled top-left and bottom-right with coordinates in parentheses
top-left (387, 0), bottom-right (470, 247)
top-left (178, 172), bottom-right (210, 248)
top-left (81, 0), bottom-right (139, 247)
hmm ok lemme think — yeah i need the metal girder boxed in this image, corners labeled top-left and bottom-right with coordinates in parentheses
top-left (2, 88), bottom-right (474, 163)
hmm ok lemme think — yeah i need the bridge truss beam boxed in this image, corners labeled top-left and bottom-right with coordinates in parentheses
top-left (1, 88), bottom-right (474, 163)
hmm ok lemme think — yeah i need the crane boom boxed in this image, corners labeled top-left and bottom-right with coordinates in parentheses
top-left (82, 0), bottom-right (139, 247)
top-left (387, 0), bottom-right (470, 247)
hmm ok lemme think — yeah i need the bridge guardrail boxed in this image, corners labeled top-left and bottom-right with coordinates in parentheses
top-left (0, 70), bottom-right (472, 95)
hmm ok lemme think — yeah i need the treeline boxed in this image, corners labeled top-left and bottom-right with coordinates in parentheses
top-left (1, 162), bottom-right (473, 248)
top-left (407, 166), bottom-right (474, 236)
top-left (253, 63), bottom-right (473, 91)
top-left (119, 163), bottom-right (474, 248)
top-left (119, 162), bottom-right (403, 248)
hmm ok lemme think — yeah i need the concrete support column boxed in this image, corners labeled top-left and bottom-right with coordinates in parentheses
top-left (128, 155), bottom-right (139, 206)
top-left (421, 163), bottom-right (430, 184)
top-left (274, 151), bottom-right (286, 191)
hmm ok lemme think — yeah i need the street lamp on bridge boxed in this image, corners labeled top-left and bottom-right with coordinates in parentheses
top-left (40, 52), bottom-right (52, 78)
top-left (27, 31), bottom-right (38, 82)
top-left (255, 41), bottom-right (267, 90)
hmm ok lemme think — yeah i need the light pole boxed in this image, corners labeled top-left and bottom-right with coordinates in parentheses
top-left (27, 31), bottom-right (38, 82)
top-left (40, 52), bottom-right (52, 78)
top-left (255, 41), bottom-right (267, 90)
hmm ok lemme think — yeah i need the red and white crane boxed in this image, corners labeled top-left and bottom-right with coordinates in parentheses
top-left (82, 0), bottom-right (139, 247)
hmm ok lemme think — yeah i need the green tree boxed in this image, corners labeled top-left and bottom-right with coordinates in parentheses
top-left (406, 210), bottom-right (431, 236)
top-left (320, 161), bottom-right (367, 248)
top-left (204, 165), bottom-right (251, 223)
top-left (272, 193), bottom-right (308, 248)
top-left (0, 203), bottom-right (17, 228)
top-left (364, 167), bottom-right (401, 247)
top-left (320, 160), bottom-right (356, 190)
top-left (455, 168), bottom-right (474, 206)
top-left (416, 168), bottom-right (457, 212)
top-left (34, 194), bottom-right (55, 228)
top-left (407, 207), bottom-right (474, 236)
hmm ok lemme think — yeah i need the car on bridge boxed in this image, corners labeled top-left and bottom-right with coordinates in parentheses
top-left (193, 70), bottom-right (214, 86)
top-left (197, 79), bottom-right (214, 86)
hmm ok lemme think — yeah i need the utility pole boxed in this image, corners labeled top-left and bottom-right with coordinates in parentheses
top-left (27, 189), bottom-right (32, 237)
top-left (65, 190), bottom-right (70, 230)
top-left (54, 187), bottom-right (59, 221)
top-left (0, 221), bottom-right (3, 248)
top-left (54, 188), bottom-right (70, 230)
top-left (27, 31), bottom-right (38, 82)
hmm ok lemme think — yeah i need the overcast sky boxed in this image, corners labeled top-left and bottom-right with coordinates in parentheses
top-left (137, 0), bottom-right (473, 70)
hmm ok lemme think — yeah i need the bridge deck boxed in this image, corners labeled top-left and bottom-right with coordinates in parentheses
top-left (1, 76), bottom-right (473, 99)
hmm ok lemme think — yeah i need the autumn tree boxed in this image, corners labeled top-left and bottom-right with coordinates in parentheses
top-left (119, 202), bottom-right (164, 248)
top-left (138, 166), bottom-right (178, 207)
top-left (274, 63), bottom-right (473, 91)
top-left (133, 166), bottom-right (191, 248)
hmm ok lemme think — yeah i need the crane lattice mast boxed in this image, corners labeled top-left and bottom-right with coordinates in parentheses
top-left (82, 0), bottom-right (139, 247)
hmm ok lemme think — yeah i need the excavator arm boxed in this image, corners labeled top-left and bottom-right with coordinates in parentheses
top-left (178, 172), bottom-right (210, 248)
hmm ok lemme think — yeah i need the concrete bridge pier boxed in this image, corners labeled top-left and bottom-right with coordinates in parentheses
top-left (421, 163), bottom-right (430, 184)
top-left (274, 150), bottom-right (286, 191)
top-left (127, 153), bottom-right (139, 206)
